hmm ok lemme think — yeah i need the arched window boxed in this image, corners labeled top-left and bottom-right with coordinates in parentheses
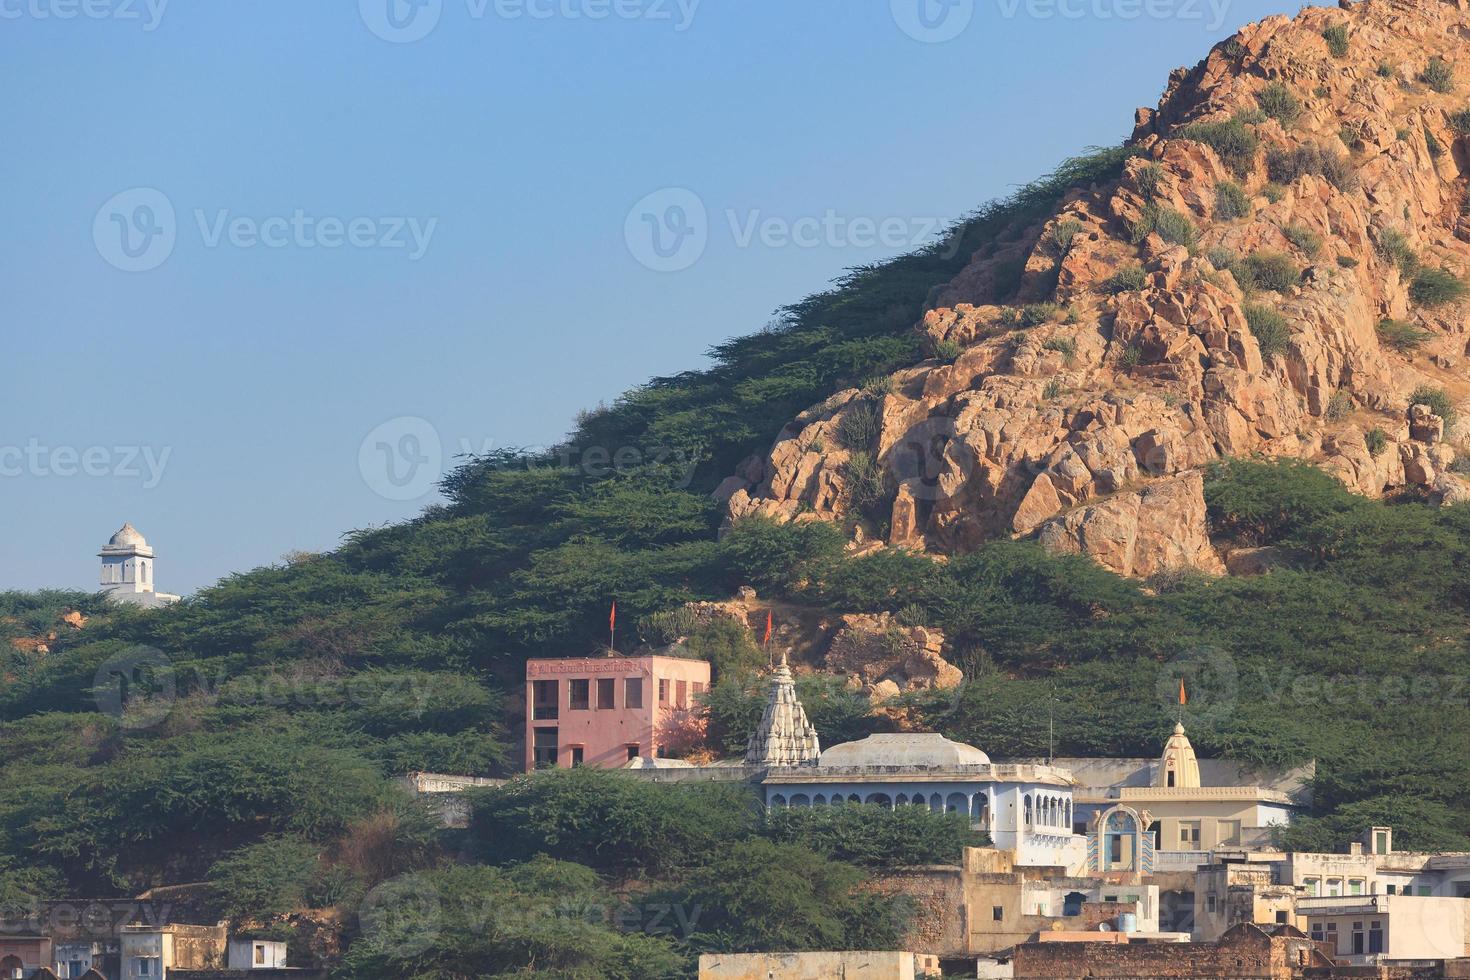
top-left (848, 794), bottom-right (861, 804)
top-left (895, 793), bottom-right (909, 806)
top-left (770, 794), bottom-right (786, 808)
top-left (864, 792), bottom-right (892, 808)
top-left (790, 793), bottom-right (810, 807)
top-left (971, 794), bottom-right (988, 829)
top-left (1024, 795), bottom-right (1033, 827)
top-left (929, 793), bottom-right (942, 812)
top-left (813, 794), bottom-right (826, 805)
top-left (1, 956), bottom-right (24, 980)
top-left (946, 792), bottom-right (969, 815)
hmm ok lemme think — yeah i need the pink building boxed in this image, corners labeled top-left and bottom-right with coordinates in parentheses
top-left (524, 655), bottom-right (711, 771)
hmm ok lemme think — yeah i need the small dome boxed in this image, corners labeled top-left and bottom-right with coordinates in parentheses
top-left (818, 733), bottom-right (991, 768)
top-left (108, 522), bottom-right (148, 548)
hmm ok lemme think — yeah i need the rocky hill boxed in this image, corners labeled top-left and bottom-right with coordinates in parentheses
top-left (723, 0), bottom-right (1469, 579)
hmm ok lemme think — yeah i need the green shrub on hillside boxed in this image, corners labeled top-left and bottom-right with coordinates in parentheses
top-left (1214, 180), bottom-right (1252, 220)
top-left (1258, 82), bottom-right (1302, 125)
top-left (931, 337), bottom-right (964, 363)
top-left (1175, 117), bottom-right (1259, 176)
top-left (469, 768), bottom-right (759, 873)
top-left (1239, 251), bottom-right (1301, 293)
top-left (1322, 24), bottom-right (1349, 58)
top-left (765, 804), bottom-right (989, 867)
top-left (1409, 385), bottom-right (1457, 429)
top-left (1375, 228), bottom-right (1420, 275)
top-left (1365, 428), bottom-right (1389, 457)
top-left (837, 400), bottom-right (881, 450)
top-left (1422, 57), bottom-right (1455, 94)
top-left (1266, 143), bottom-right (1357, 191)
top-left (1282, 223), bottom-right (1322, 257)
top-left (1244, 304), bottom-right (1291, 358)
top-left (1450, 108), bottom-right (1470, 136)
top-left (1410, 267), bottom-right (1469, 307)
top-left (1101, 265), bottom-right (1148, 294)
top-left (1136, 163), bottom-right (1164, 200)
top-left (1130, 204), bottom-right (1198, 248)
top-left (1376, 318), bottom-right (1431, 352)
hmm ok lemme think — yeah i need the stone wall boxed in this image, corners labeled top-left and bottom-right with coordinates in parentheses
top-left (863, 867), bottom-right (966, 956)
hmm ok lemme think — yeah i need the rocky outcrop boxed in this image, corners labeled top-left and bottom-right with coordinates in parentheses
top-left (823, 613), bottom-right (963, 701)
top-left (1035, 471), bottom-right (1224, 579)
top-left (722, 0), bottom-right (1469, 578)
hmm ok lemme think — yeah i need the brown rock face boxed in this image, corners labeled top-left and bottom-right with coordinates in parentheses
top-left (722, 0), bottom-right (1469, 578)
top-left (823, 613), bottom-right (963, 700)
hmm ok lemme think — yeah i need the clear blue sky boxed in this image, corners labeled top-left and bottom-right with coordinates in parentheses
top-left (1, 0), bottom-right (1290, 595)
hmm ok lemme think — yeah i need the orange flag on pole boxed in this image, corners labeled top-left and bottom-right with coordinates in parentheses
top-left (1179, 678), bottom-right (1187, 706)
top-left (763, 610), bottom-right (773, 646)
top-left (610, 601), bottom-right (617, 631)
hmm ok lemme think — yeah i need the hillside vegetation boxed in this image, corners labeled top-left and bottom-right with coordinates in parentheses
top-left (5, 3), bottom-right (1470, 970)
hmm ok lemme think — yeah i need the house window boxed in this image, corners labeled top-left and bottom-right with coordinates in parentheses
top-left (692, 681), bottom-right (705, 698)
top-left (532, 680), bottom-right (559, 720)
top-left (1166, 768), bottom-right (1176, 787)
top-left (1375, 831), bottom-right (1389, 854)
top-left (1368, 921), bottom-right (1383, 954)
top-left (596, 678), bottom-right (615, 709)
top-left (626, 744), bottom-right (640, 761)
top-left (1179, 822), bottom-right (1201, 846)
top-left (1386, 884), bottom-right (1396, 895)
top-left (255, 944), bottom-right (267, 965)
top-left (1305, 878), bottom-right (1320, 896)
top-left (532, 727), bottom-right (559, 768)
top-left (134, 959), bottom-right (160, 977)
top-left (676, 680), bottom-right (688, 707)
top-left (569, 679), bottom-right (590, 710)
top-left (569, 746), bottom-right (584, 767)
top-left (992, 906), bottom-right (1004, 922)
top-left (624, 677), bottom-right (643, 709)
top-left (1418, 885), bottom-right (1432, 896)
top-left (1276, 911), bottom-right (1288, 924)
top-left (658, 679), bottom-right (670, 703)
top-left (1311, 925), bottom-right (1324, 942)
top-left (1206, 895), bottom-right (1217, 912)
top-left (1349, 879), bottom-right (1363, 895)
top-left (1327, 878), bottom-right (1342, 897)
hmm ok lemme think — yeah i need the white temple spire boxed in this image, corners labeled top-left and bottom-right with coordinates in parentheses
top-left (744, 648), bottom-right (820, 767)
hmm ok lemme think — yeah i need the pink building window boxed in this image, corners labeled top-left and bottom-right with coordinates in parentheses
top-left (532, 680), bottom-right (558, 720)
top-left (569, 679), bottom-right (590, 710)
top-left (596, 678), bottom-right (615, 709)
top-left (625, 677), bottom-right (643, 708)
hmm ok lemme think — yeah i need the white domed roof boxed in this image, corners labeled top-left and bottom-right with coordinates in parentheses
top-left (818, 733), bottom-right (991, 768)
top-left (108, 522), bottom-right (148, 548)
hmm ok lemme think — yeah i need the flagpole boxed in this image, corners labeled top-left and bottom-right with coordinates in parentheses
top-left (609, 601), bottom-right (616, 654)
